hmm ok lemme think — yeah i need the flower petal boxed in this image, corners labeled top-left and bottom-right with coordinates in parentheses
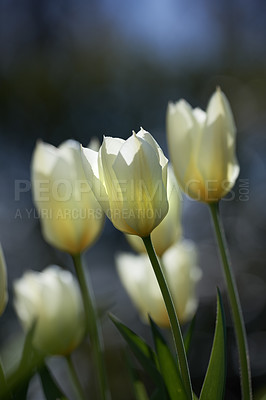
top-left (167, 100), bottom-right (199, 192)
top-left (136, 128), bottom-right (168, 188)
top-left (197, 88), bottom-right (239, 200)
top-left (113, 132), bottom-right (168, 237)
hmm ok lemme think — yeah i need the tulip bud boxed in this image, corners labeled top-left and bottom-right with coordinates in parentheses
top-left (14, 267), bottom-right (85, 355)
top-left (126, 165), bottom-right (182, 256)
top-left (81, 128), bottom-right (169, 237)
top-left (0, 244), bottom-right (8, 316)
top-left (31, 140), bottom-right (104, 255)
top-left (116, 240), bottom-right (202, 327)
top-left (167, 88), bottom-right (240, 202)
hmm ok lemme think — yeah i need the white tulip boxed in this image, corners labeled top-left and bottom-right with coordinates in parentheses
top-left (14, 267), bottom-right (85, 355)
top-left (31, 140), bottom-right (104, 254)
top-left (167, 88), bottom-right (240, 202)
top-left (82, 128), bottom-right (169, 237)
top-left (126, 165), bottom-right (182, 256)
top-left (116, 240), bottom-right (202, 327)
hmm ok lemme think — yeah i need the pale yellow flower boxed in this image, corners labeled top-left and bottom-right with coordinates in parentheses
top-left (14, 267), bottom-right (85, 355)
top-left (31, 140), bottom-right (104, 254)
top-left (167, 88), bottom-right (239, 202)
top-left (81, 128), bottom-right (168, 237)
top-left (126, 165), bottom-right (182, 256)
top-left (116, 240), bottom-right (202, 327)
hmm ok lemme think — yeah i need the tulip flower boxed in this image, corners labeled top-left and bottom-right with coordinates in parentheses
top-left (116, 240), bottom-right (201, 327)
top-left (167, 88), bottom-right (240, 202)
top-left (0, 244), bottom-right (8, 316)
top-left (14, 266), bottom-right (85, 355)
top-left (31, 140), bottom-right (104, 255)
top-left (81, 128), bottom-right (169, 237)
top-left (126, 165), bottom-right (182, 256)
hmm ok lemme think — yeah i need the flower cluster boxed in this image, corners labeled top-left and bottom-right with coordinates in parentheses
top-left (0, 87), bottom-right (247, 400)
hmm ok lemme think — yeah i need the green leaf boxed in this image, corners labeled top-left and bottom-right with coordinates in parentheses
top-left (7, 322), bottom-right (42, 400)
top-left (125, 353), bottom-right (149, 400)
top-left (110, 314), bottom-right (159, 382)
top-left (149, 317), bottom-right (188, 400)
top-left (199, 289), bottom-right (226, 400)
top-left (12, 380), bottom-right (30, 400)
top-left (39, 364), bottom-right (67, 400)
top-left (184, 315), bottom-right (196, 355)
top-left (110, 314), bottom-right (167, 398)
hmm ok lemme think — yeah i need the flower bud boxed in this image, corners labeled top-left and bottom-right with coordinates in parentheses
top-left (116, 240), bottom-right (202, 327)
top-left (167, 88), bottom-right (240, 202)
top-left (126, 165), bottom-right (182, 256)
top-left (82, 128), bottom-right (169, 237)
top-left (0, 244), bottom-right (8, 316)
top-left (14, 267), bottom-right (85, 355)
top-left (31, 140), bottom-right (104, 255)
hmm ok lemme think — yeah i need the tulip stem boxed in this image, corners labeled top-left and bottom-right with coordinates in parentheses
top-left (66, 354), bottom-right (86, 400)
top-left (209, 202), bottom-right (252, 400)
top-left (142, 235), bottom-right (193, 400)
top-left (72, 254), bottom-right (110, 400)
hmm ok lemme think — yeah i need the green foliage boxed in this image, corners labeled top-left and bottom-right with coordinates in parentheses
top-left (125, 353), bottom-right (149, 400)
top-left (39, 364), bottom-right (67, 400)
top-left (199, 290), bottom-right (226, 400)
top-left (110, 314), bottom-right (168, 399)
top-left (5, 322), bottom-right (42, 400)
top-left (184, 315), bottom-right (196, 355)
top-left (149, 317), bottom-right (188, 400)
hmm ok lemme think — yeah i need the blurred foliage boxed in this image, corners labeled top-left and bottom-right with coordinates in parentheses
top-left (1, 1), bottom-right (266, 399)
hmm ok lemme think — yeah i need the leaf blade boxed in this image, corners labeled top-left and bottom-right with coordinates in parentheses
top-left (184, 315), bottom-right (196, 355)
top-left (110, 314), bottom-right (168, 398)
top-left (149, 317), bottom-right (188, 400)
top-left (199, 289), bottom-right (226, 400)
top-left (39, 364), bottom-right (67, 400)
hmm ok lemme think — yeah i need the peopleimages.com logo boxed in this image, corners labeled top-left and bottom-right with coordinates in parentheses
top-left (14, 177), bottom-right (250, 220)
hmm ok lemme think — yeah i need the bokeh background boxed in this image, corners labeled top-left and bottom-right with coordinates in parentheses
top-left (1, 0), bottom-right (266, 399)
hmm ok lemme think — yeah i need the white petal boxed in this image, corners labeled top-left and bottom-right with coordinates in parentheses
top-left (166, 100), bottom-right (199, 192)
top-left (197, 88), bottom-right (239, 199)
top-left (98, 136), bottom-right (124, 195)
top-left (193, 108), bottom-right (206, 126)
top-left (81, 145), bottom-right (109, 213)
top-left (206, 88), bottom-right (236, 146)
top-left (31, 141), bottom-right (59, 177)
top-left (116, 252), bottom-right (167, 325)
top-left (162, 240), bottom-right (201, 323)
top-left (136, 128), bottom-right (168, 168)
top-left (113, 133), bottom-right (168, 236)
top-left (81, 146), bottom-right (100, 181)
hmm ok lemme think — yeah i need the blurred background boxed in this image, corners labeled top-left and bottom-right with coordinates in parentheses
top-left (1, 0), bottom-right (266, 398)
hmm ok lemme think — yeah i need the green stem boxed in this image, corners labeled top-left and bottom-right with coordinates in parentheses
top-left (142, 235), bottom-right (193, 400)
top-left (66, 354), bottom-right (86, 400)
top-left (209, 202), bottom-right (252, 400)
top-left (72, 254), bottom-right (110, 400)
